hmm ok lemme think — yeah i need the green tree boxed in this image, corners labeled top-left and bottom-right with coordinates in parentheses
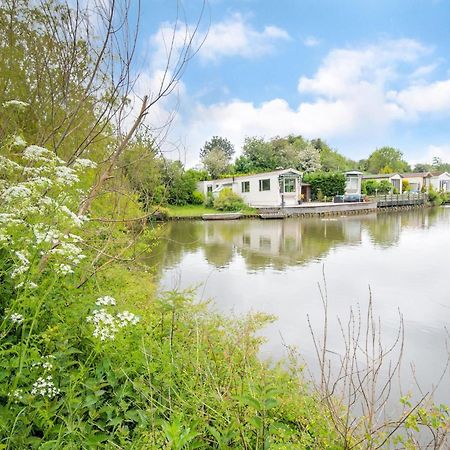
top-left (298, 144), bottom-right (321, 173)
top-left (366, 147), bottom-right (410, 174)
top-left (200, 136), bottom-right (235, 160)
top-left (202, 147), bottom-right (230, 179)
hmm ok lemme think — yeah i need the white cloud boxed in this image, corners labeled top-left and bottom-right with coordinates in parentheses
top-left (303, 36), bottom-right (321, 47)
top-left (199, 13), bottom-right (290, 61)
top-left (412, 145), bottom-right (450, 165)
top-left (388, 80), bottom-right (450, 116)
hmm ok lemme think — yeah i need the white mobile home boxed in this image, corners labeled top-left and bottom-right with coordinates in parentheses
top-left (401, 172), bottom-right (432, 192)
top-left (197, 169), bottom-right (302, 207)
top-left (362, 173), bottom-right (403, 193)
top-left (345, 171), bottom-right (363, 195)
top-left (430, 172), bottom-right (450, 192)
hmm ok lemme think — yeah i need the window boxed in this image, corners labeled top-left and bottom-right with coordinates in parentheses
top-left (207, 185), bottom-right (213, 193)
top-left (241, 181), bottom-right (250, 193)
top-left (259, 179), bottom-right (270, 191)
top-left (283, 178), bottom-right (296, 193)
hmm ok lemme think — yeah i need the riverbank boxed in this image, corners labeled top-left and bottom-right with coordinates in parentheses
top-left (165, 199), bottom-right (430, 221)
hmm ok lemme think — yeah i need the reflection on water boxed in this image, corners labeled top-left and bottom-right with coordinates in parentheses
top-left (147, 207), bottom-right (446, 272)
top-left (146, 208), bottom-right (450, 405)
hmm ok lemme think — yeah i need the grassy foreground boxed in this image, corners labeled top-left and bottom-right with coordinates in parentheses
top-left (167, 204), bottom-right (258, 218)
top-left (1, 141), bottom-right (448, 448)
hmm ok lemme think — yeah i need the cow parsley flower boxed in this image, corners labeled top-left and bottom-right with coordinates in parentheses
top-left (73, 158), bottom-right (97, 169)
top-left (13, 135), bottom-right (27, 147)
top-left (95, 296), bottom-right (116, 306)
top-left (10, 313), bottom-right (24, 324)
top-left (57, 264), bottom-right (74, 275)
top-left (86, 309), bottom-right (118, 341)
top-left (9, 389), bottom-right (24, 404)
top-left (23, 145), bottom-right (52, 161)
top-left (31, 375), bottom-right (60, 398)
top-left (54, 166), bottom-right (79, 185)
top-left (3, 100), bottom-right (29, 109)
top-left (117, 311), bottom-right (140, 327)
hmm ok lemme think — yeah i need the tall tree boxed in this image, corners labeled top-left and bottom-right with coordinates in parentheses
top-left (366, 147), bottom-right (410, 174)
top-left (199, 136), bottom-right (235, 160)
top-left (202, 147), bottom-right (230, 179)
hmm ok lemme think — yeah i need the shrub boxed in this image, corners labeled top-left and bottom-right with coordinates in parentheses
top-left (213, 188), bottom-right (245, 211)
top-left (303, 172), bottom-right (345, 199)
top-left (191, 190), bottom-right (205, 205)
top-left (204, 192), bottom-right (214, 208)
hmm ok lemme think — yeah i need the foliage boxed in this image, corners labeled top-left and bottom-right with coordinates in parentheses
top-left (298, 144), bottom-right (321, 172)
top-left (402, 179), bottom-right (411, 192)
top-left (362, 179), bottom-right (393, 195)
top-left (312, 139), bottom-right (356, 172)
top-left (213, 188), bottom-right (245, 211)
top-left (199, 136), bottom-right (235, 160)
top-left (201, 147), bottom-right (230, 179)
top-left (303, 172), bottom-right (346, 199)
top-left (366, 147), bottom-right (411, 174)
top-left (427, 186), bottom-right (449, 206)
top-left (191, 190), bottom-right (205, 205)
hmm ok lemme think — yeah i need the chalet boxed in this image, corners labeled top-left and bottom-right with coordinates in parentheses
top-left (430, 172), bottom-right (450, 192)
top-left (362, 173), bottom-right (403, 193)
top-left (197, 169), bottom-right (303, 207)
top-left (401, 172), bottom-right (432, 192)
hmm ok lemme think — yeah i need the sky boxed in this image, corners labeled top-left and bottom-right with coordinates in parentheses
top-left (130, 0), bottom-right (450, 167)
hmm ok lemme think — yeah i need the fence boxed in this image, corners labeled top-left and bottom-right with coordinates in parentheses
top-left (368, 192), bottom-right (427, 207)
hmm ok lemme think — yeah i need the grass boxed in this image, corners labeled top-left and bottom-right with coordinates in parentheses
top-left (166, 204), bottom-right (258, 217)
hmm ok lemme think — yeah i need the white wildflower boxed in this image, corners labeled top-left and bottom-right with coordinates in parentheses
top-left (51, 242), bottom-right (85, 265)
top-left (31, 375), bottom-right (60, 398)
top-left (10, 313), bottom-right (24, 324)
top-left (3, 100), bottom-right (29, 109)
top-left (86, 309), bottom-right (118, 341)
top-left (2, 185), bottom-right (32, 201)
top-left (13, 135), bottom-right (27, 147)
top-left (9, 389), bottom-right (24, 404)
top-left (33, 224), bottom-right (60, 244)
top-left (11, 251), bottom-right (30, 278)
top-left (95, 296), bottom-right (116, 306)
top-left (23, 145), bottom-right (52, 161)
top-left (16, 281), bottom-right (38, 290)
top-left (117, 311), bottom-right (140, 327)
top-left (60, 205), bottom-right (84, 227)
top-left (73, 158), bottom-right (97, 169)
top-left (57, 264), bottom-right (74, 275)
top-left (54, 166), bottom-right (79, 185)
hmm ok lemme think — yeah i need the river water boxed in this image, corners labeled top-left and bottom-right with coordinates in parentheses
top-left (147, 207), bottom-right (450, 406)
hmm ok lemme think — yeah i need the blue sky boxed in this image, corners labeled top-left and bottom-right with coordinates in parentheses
top-left (132, 0), bottom-right (450, 166)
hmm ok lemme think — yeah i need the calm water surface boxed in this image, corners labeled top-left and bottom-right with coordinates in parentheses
top-left (148, 207), bottom-right (450, 404)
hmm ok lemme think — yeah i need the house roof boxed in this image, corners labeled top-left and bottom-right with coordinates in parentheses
top-left (362, 173), bottom-right (403, 180)
top-left (401, 172), bottom-right (432, 178)
top-left (431, 171), bottom-right (450, 177)
top-left (206, 168), bottom-right (303, 184)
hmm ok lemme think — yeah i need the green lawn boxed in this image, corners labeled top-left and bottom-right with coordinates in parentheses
top-left (166, 204), bottom-right (257, 217)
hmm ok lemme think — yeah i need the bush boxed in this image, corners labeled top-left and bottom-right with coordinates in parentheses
top-left (213, 188), bottom-right (245, 211)
top-left (204, 192), bottom-right (214, 208)
top-left (191, 190), bottom-right (205, 205)
top-left (303, 172), bottom-right (346, 199)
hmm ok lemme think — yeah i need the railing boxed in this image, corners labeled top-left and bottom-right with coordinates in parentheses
top-left (367, 192), bottom-right (427, 207)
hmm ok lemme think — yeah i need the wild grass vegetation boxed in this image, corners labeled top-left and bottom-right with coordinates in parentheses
top-left (0, 1), bottom-right (449, 448)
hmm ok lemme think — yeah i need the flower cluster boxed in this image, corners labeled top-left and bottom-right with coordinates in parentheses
top-left (86, 296), bottom-right (140, 341)
top-left (31, 375), bottom-right (60, 398)
top-left (3, 100), bottom-right (29, 110)
top-left (9, 389), bottom-right (24, 404)
top-left (10, 313), bottom-right (24, 325)
top-left (0, 141), bottom-right (96, 286)
top-left (95, 296), bottom-right (116, 306)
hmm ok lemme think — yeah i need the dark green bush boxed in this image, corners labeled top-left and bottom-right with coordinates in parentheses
top-left (303, 172), bottom-right (345, 199)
